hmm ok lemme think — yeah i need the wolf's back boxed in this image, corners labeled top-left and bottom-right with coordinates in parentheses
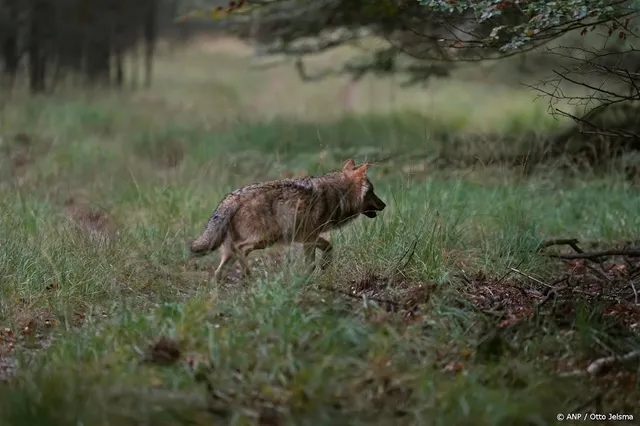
top-left (190, 198), bottom-right (238, 255)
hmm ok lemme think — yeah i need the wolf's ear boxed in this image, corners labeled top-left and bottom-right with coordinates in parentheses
top-left (354, 162), bottom-right (370, 177)
top-left (343, 159), bottom-right (356, 171)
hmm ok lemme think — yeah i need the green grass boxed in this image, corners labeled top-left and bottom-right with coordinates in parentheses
top-left (0, 40), bottom-right (639, 425)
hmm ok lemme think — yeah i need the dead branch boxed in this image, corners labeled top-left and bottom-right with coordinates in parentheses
top-left (537, 285), bottom-right (569, 309)
top-left (534, 275), bottom-right (570, 310)
top-left (538, 238), bottom-right (640, 260)
top-left (586, 350), bottom-right (640, 376)
top-left (549, 249), bottom-right (640, 260)
top-left (537, 239), bottom-right (582, 253)
top-left (554, 108), bottom-right (640, 140)
top-left (559, 350), bottom-right (640, 377)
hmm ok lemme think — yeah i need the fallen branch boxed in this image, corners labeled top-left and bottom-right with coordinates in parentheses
top-left (536, 276), bottom-right (570, 309)
top-left (537, 238), bottom-right (582, 253)
top-left (546, 274), bottom-right (571, 289)
top-left (538, 238), bottom-right (640, 260)
top-left (558, 350), bottom-right (640, 378)
top-left (536, 287), bottom-right (562, 309)
top-left (586, 350), bottom-right (640, 376)
top-left (549, 249), bottom-right (640, 260)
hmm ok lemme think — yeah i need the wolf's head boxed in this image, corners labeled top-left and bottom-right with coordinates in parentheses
top-left (342, 159), bottom-right (386, 218)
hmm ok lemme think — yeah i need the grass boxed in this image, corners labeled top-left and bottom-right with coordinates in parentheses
top-left (0, 36), bottom-right (639, 425)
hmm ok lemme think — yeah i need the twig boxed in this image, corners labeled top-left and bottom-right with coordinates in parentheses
top-left (631, 281), bottom-right (639, 305)
top-left (537, 238), bottom-right (583, 253)
top-left (547, 274), bottom-right (571, 288)
top-left (549, 249), bottom-right (640, 260)
top-left (509, 267), bottom-right (554, 288)
top-left (582, 262), bottom-right (611, 282)
top-left (586, 350), bottom-right (640, 376)
top-left (536, 276), bottom-right (570, 309)
top-left (496, 258), bottom-right (525, 285)
top-left (536, 287), bottom-right (563, 309)
top-left (554, 108), bottom-right (640, 140)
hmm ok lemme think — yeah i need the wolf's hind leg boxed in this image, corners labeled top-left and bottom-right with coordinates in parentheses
top-left (213, 243), bottom-right (236, 283)
top-left (233, 247), bottom-right (252, 278)
top-left (303, 243), bottom-right (317, 273)
top-left (236, 239), bottom-right (270, 278)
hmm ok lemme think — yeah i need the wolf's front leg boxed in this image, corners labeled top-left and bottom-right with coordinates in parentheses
top-left (303, 243), bottom-right (317, 273)
top-left (316, 237), bottom-right (333, 270)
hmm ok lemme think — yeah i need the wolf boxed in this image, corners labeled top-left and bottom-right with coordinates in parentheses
top-left (189, 159), bottom-right (386, 282)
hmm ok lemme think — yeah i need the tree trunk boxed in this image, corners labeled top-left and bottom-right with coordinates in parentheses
top-left (2, 32), bottom-right (19, 86)
top-left (1, 0), bottom-right (20, 87)
top-left (112, 0), bottom-right (126, 88)
top-left (29, 0), bottom-right (49, 93)
top-left (81, 0), bottom-right (111, 86)
top-left (143, 0), bottom-right (157, 88)
top-left (85, 42), bottom-right (111, 86)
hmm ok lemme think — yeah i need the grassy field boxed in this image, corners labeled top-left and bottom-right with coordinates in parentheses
top-left (0, 36), bottom-right (638, 425)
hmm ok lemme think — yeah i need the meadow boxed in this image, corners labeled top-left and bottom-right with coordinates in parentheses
top-left (0, 36), bottom-right (638, 425)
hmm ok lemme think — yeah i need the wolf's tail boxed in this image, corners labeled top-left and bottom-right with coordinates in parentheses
top-left (190, 202), bottom-right (237, 255)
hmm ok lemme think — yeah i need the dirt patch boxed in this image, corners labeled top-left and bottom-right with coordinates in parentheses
top-left (459, 238), bottom-right (640, 334)
top-left (460, 271), bottom-right (538, 328)
top-left (461, 262), bottom-right (640, 329)
top-left (456, 252), bottom-right (640, 391)
top-left (313, 270), bottom-right (438, 329)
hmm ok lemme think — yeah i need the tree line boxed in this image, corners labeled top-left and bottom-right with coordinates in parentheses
top-left (2, 0), bottom-right (639, 143)
top-left (0, 0), bottom-right (178, 92)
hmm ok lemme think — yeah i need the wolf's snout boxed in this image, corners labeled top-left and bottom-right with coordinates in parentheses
top-left (362, 193), bottom-right (386, 218)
